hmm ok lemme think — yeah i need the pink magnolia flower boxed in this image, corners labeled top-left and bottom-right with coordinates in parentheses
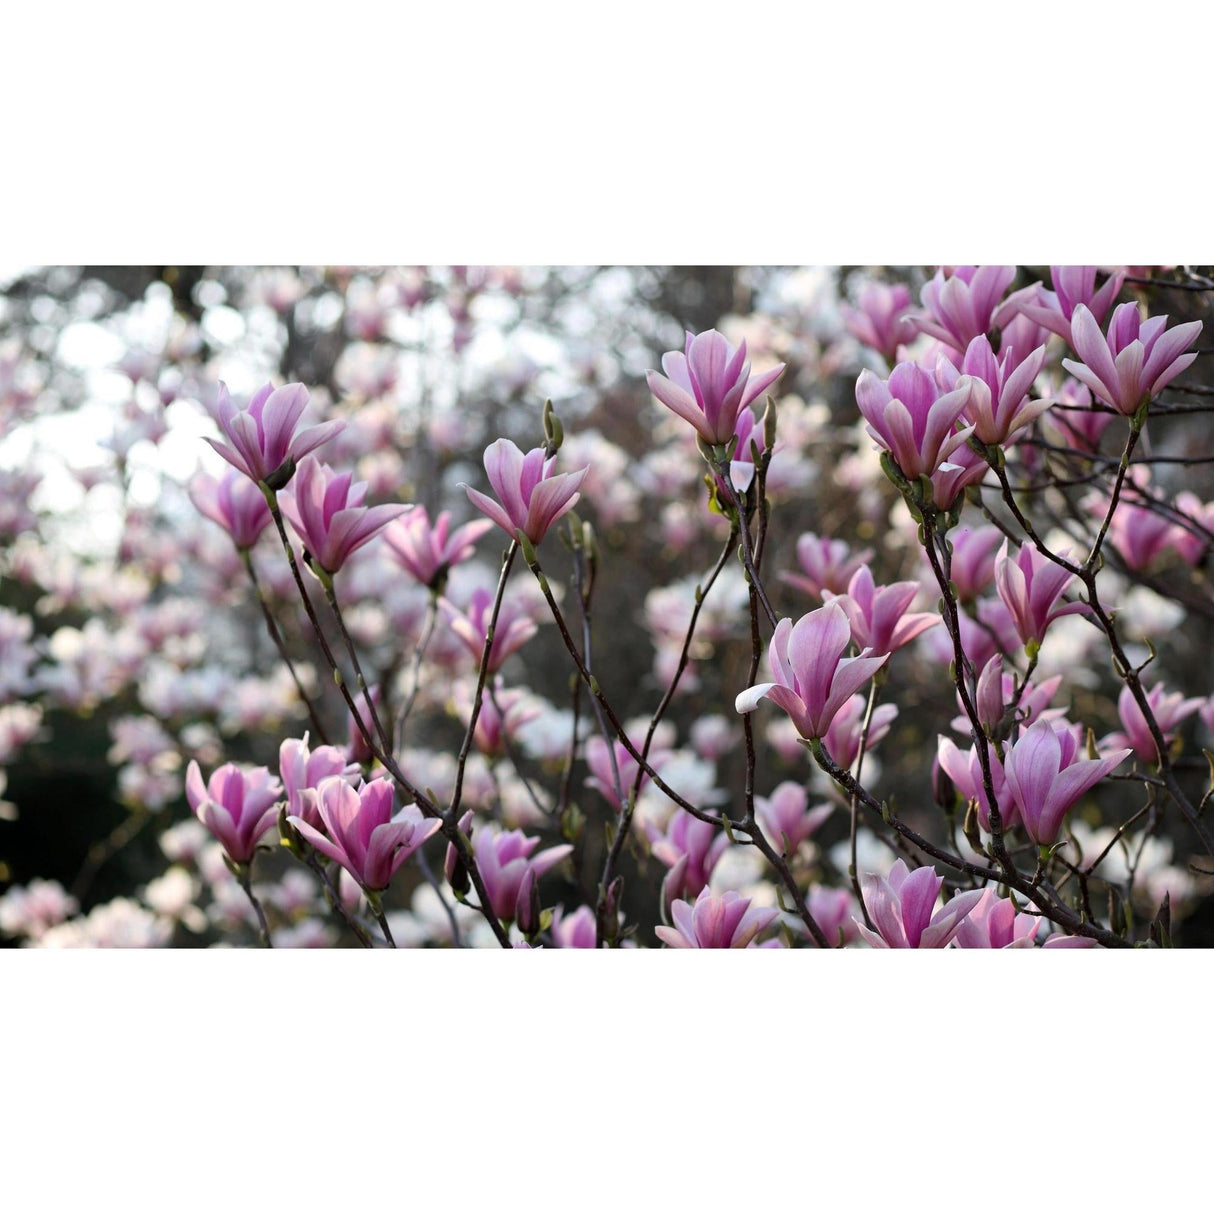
top-left (855, 361), bottom-right (974, 479)
top-left (1098, 495), bottom-right (1186, 572)
top-left (646, 329), bottom-right (785, 445)
top-left (821, 694), bottom-right (898, 771)
top-left (829, 565), bottom-right (940, 657)
top-left (1044, 378), bottom-right (1116, 452)
top-left (842, 281), bottom-right (917, 364)
top-left (1172, 492), bottom-right (1214, 566)
top-left (551, 904), bottom-right (598, 948)
top-left (948, 525), bottom-right (1003, 602)
top-left (278, 456), bottom-right (409, 574)
top-left (993, 540), bottom-right (1086, 648)
top-left (722, 405), bottom-right (768, 493)
top-left (780, 532), bottom-right (874, 600)
top-left (1003, 719), bottom-right (1131, 846)
top-left (1062, 302), bottom-right (1202, 416)
top-left (1103, 683), bottom-right (1205, 765)
top-left (964, 655), bottom-right (1064, 737)
top-left (805, 886), bottom-right (859, 945)
top-left (952, 888), bottom-right (1039, 948)
top-left (937, 334), bottom-right (1050, 445)
top-left (463, 438), bottom-right (588, 546)
top-left (929, 438), bottom-right (988, 509)
top-left (855, 859), bottom-right (984, 948)
top-left (382, 506), bottom-right (494, 589)
top-left (441, 588), bottom-right (539, 673)
top-left (735, 601), bottom-right (889, 741)
top-left (466, 825), bottom-right (573, 922)
top-left (584, 733), bottom-right (672, 811)
top-left (935, 735), bottom-right (1013, 832)
top-left (454, 678), bottom-right (542, 759)
top-left (914, 266), bottom-right (1017, 352)
top-left (204, 381), bottom-right (344, 487)
top-left (647, 810), bottom-right (729, 907)
top-left (289, 777), bottom-right (441, 891)
top-left (754, 782), bottom-right (834, 855)
top-left (655, 887), bottom-right (779, 949)
top-left (1014, 266), bottom-right (1125, 344)
top-left (279, 733), bottom-right (361, 829)
top-left (189, 468), bottom-right (272, 551)
top-left (185, 760), bottom-right (282, 865)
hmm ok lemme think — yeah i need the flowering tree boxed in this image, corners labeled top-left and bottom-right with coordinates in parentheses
top-left (2, 264), bottom-right (1212, 948)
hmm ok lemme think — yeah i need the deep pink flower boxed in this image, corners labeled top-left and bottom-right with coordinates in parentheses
top-left (829, 565), bottom-right (940, 657)
top-left (855, 859), bottom-right (984, 948)
top-left (1099, 496), bottom-right (1187, 572)
top-left (1003, 719), bottom-right (1131, 846)
top-left (842, 281), bottom-right (917, 364)
top-left (646, 329), bottom-right (785, 446)
top-left (754, 782), bottom-right (834, 856)
top-left (964, 655), bottom-right (1063, 737)
top-left (440, 588), bottom-right (539, 673)
top-left (805, 886), bottom-right (859, 945)
top-left (279, 733), bottom-right (360, 830)
top-left (204, 381), bottom-right (344, 486)
top-left (1045, 378), bottom-right (1116, 452)
top-left (855, 361), bottom-right (974, 479)
top-left (1014, 266), bottom-right (1125, 345)
top-left (1102, 683), bottom-right (1204, 765)
top-left (382, 506), bottom-right (494, 589)
top-left (735, 601), bottom-right (889, 741)
top-left (952, 888), bottom-right (1039, 948)
top-left (467, 826), bottom-right (572, 922)
top-left (186, 760), bottom-right (282, 865)
top-left (189, 468), bottom-right (272, 550)
top-left (279, 456), bottom-right (409, 574)
top-left (1062, 302), bottom-right (1202, 416)
top-left (928, 438), bottom-right (988, 509)
top-left (463, 438), bottom-right (588, 545)
top-left (993, 540), bottom-right (1086, 648)
top-left (289, 776), bottom-right (441, 891)
top-left (913, 266), bottom-right (1017, 352)
top-left (779, 532), bottom-right (874, 600)
top-left (937, 334), bottom-right (1050, 445)
top-left (655, 887), bottom-right (779, 949)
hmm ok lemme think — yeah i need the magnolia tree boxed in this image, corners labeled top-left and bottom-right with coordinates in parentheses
top-left (2, 264), bottom-right (1213, 948)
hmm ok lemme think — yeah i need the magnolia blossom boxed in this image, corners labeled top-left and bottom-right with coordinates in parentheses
top-left (855, 361), bottom-right (974, 479)
top-left (965, 655), bottom-right (1064, 737)
top-left (584, 733), bottom-right (671, 811)
top-left (842, 281), bottom-right (916, 364)
top-left (1062, 302), bottom-right (1202, 416)
top-left (1014, 266), bottom-right (1125, 344)
top-left (646, 329), bottom-right (784, 445)
top-left (551, 904), bottom-right (598, 949)
top-left (1172, 492), bottom-right (1214, 566)
top-left (189, 468), bottom-right (272, 551)
top-left (289, 777), bottom-right (441, 891)
top-left (655, 888), bottom-right (779, 949)
top-left (205, 381), bottom-right (344, 486)
top-left (821, 694), bottom-right (898, 771)
top-left (804, 886), bottom-right (859, 945)
top-left (454, 679), bottom-right (542, 759)
top-left (185, 760), bottom-right (282, 865)
top-left (648, 810), bottom-right (729, 908)
top-left (383, 506), bottom-right (493, 589)
top-left (952, 888), bottom-right (1039, 948)
top-left (855, 859), bottom-right (984, 948)
top-left (735, 601), bottom-right (888, 741)
top-left (1103, 683), bottom-right (1205, 764)
top-left (780, 532), bottom-right (874, 600)
top-left (441, 588), bottom-right (539, 673)
top-left (1003, 719), bottom-right (1131, 846)
top-left (755, 782), bottom-right (834, 856)
top-left (993, 540), bottom-right (1086, 648)
top-left (914, 265), bottom-right (1016, 352)
top-left (279, 456), bottom-right (409, 574)
top-left (279, 733), bottom-right (360, 829)
top-left (463, 438), bottom-right (588, 546)
top-left (829, 565), bottom-right (940, 657)
top-left (937, 334), bottom-right (1050, 445)
top-left (948, 525), bottom-right (1003, 601)
top-left (935, 735), bottom-right (1012, 832)
top-left (464, 825), bottom-right (573, 922)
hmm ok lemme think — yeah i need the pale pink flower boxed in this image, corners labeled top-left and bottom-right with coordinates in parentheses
top-left (993, 540), bottom-right (1086, 648)
top-left (189, 468), bottom-right (272, 551)
top-left (648, 810), bottom-right (729, 908)
top-left (952, 888), bottom-right (1039, 948)
top-left (647, 329), bottom-right (785, 445)
top-left (186, 760), bottom-right (282, 865)
top-left (779, 532), bottom-right (874, 600)
top-left (937, 334), bottom-right (1050, 445)
top-left (735, 601), bottom-right (889, 741)
top-left (279, 733), bottom-right (361, 829)
top-left (467, 825), bottom-right (573, 923)
top-left (855, 859), bottom-right (984, 948)
top-left (829, 565), bottom-right (940, 657)
top-left (655, 887), bottom-right (779, 949)
top-left (441, 588), bottom-right (539, 673)
top-left (1102, 683), bottom-right (1204, 765)
top-left (204, 381), bottom-right (344, 486)
top-left (1013, 266), bottom-right (1125, 345)
top-left (842, 281), bottom-right (916, 364)
top-left (913, 266), bottom-right (1017, 352)
top-left (821, 694), bottom-right (898, 771)
top-left (383, 506), bottom-right (494, 589)
top-left (463, 438), bottom-right (588, 545)
top-left (948, 526), bottom-right (1003, 602)
top-left (754, 782), bottom-right (834, 855)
